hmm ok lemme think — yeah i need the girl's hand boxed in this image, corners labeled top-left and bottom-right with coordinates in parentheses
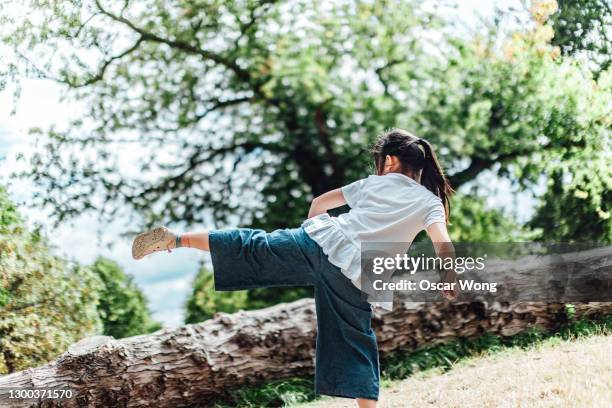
top-left (425, 222), bottom-right (458, 300)
top-left (441, 269), bottom-right (459, 300)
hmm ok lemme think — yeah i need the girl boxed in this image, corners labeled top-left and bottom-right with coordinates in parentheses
top-left (132, 128), bottom-right (457, 408)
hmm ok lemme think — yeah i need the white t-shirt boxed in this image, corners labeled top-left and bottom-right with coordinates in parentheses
top-left (301, 172), bottom-right (446, 310)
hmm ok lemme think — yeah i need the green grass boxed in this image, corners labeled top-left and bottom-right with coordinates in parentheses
top-left (212, 377), bottom-right (315, 408)
top-left (211, 311), bottom-right (612, 408)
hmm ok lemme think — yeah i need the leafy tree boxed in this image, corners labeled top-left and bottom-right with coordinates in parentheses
top-left (413, 4), bottom-right (611, 242)
top-left (0, 187), bottom-right (102, 374)
top-left (90, 257), bottom-right (161, 338)
top-left (549, 0), bottom-right (611, 77)
top-left (1, 0), bottom-right (608, 243)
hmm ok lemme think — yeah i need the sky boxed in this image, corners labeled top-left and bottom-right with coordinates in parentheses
top-left (0, 0), bottom-right (528, 328)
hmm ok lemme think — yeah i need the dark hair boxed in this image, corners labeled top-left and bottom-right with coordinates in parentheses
top-left (371, 128), bottom-right (453, 222)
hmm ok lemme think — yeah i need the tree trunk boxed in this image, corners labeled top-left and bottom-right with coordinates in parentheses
top-left (1, 249), bottom-right (611, 407)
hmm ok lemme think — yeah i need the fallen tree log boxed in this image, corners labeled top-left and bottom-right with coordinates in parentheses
top-left (0, 300), bottom-right (318, 408)
top-left (1, 248), bottom-right (611, 407)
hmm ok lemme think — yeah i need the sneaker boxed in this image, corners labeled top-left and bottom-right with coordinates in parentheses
top-left (132, 226), bottom-right (178, 260)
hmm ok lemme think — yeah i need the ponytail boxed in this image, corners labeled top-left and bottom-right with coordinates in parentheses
top-left (416, 139), bottom-right (453, 222)
top-left (371, 128), bottom-right (454, 222)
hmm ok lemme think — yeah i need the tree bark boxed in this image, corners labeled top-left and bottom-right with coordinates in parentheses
top-left (1, 250), bottom-right (611, 407)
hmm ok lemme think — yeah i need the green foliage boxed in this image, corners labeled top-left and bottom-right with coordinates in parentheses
top-left (415, 16), bottom-right (611, 242)
top-left (447, 194), bottom-right (533, 242)
top-left (90, 257), bottom-right (161, 338)
top-left (0, 187), bottom-right (102, 374)
top-left (530, 163), bottom-right (612, 242)
top-left (185, 267), bottom-right (249, 323)
top-left (0, 189), bottom-right (21, 229)
top-left (0, 189), bottom-right (159, 373)
top-left (241, 286), bottom-right (312, 312)
top-left (564, 303), bottom-right (576, 320)
top-left (214, 377), bottom-right (315, 408)
top-left (185, 267), bottom-right (311, 323)
top-left (550, 0), bottom-right (611, 77)
top-left (527, 67), bottom-right (611, 243)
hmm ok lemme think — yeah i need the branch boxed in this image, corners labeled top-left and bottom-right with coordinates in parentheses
top-left (72, 12), bottom-right (103, 39)
top-left (94, 0), bottom-right (252, 82)
top-left (448, 144), bottom-right (568, 189)
top-left (233, 0), bottom-right (278, 48)
top-left (68, 37), bottom-right (144, 88)
top-left (127, 141), bottom-right (288, 200)
top-left (193, 96), bottom-right (252, 122)
top-left (152, 96), bottom-right (253, 132)
top-left (374, 59), bottom-right (402, 95)
top-left (448, 156), bottom-right (496, 188)
top-left (15, 35), bottom-right (143, 89)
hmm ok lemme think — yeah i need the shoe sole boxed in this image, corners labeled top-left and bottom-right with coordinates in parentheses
top-left (132, 227), bottom-right (173, 260)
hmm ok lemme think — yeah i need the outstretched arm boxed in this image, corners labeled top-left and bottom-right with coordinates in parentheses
top-left (426, 222), bottom-right (459, 300)
top-left (308, 188), bottom-right (347, 218)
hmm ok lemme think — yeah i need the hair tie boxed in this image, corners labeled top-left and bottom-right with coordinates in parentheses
top-left (415, 139), bottom-right (427, 158)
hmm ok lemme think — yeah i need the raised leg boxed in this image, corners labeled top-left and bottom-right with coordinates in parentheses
top-left (132, 227), bottom-right (210, 259)
top-left (179, 231), bottom-right (210, 251)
